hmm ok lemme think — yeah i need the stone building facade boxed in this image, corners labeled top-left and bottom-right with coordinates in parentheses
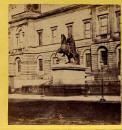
top-left (8, 4), bottom-right (121, 90)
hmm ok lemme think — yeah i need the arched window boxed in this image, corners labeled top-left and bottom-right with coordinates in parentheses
top-left (116, 45), bottom-right (121, 69)
top-left (16, 27), bottom-right (24, 47)
top-left (37, 56), bottom-right (43, 71)
top-left (98, 47), bottom-right (108, 69)
top-left (15, 58), bottom-right (21, 73)
top-left (18, 29), bottom-right (24, 43)
top-left (38, 59), bottom-right (43, 71)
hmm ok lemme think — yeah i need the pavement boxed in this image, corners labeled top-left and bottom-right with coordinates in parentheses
top-left (8, 94), bottom-right (121, 103)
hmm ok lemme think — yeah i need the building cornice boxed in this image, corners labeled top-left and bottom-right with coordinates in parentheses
top-left (9, 4), bottom-right (94, 24)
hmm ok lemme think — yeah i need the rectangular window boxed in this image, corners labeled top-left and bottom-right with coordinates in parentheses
top-left (84, 21), bottom-right (91, 38)
top-left (39, 59), bottom-right (43, 71)
top-left (98, 14), bottom-right (108, 35)
top-left (66, 23), bottom-right (73, 38)
top-left (86, 53), bottom-right (91, 67)
top-left (116, 11), bottom-right (121, 32)
top-left (51, 26), bottom-right (57, 43)
top-left (37, 29), bottom-right (43, 45)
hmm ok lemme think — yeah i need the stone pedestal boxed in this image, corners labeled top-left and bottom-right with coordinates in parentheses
top-left (52, 64), bottom-right (85, 85)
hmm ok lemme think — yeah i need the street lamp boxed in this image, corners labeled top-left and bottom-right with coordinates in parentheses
top-left (100, 63), bottom-right (106, 102)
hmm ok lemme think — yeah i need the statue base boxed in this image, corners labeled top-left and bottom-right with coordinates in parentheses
top-left (52, 64), bottom-right (85, 85)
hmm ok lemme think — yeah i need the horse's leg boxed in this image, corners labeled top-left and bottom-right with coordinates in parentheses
top-left (76, 57), bottom-right (80, 65)
top-left (65, 54), bottom-right (71, 64)
top-left (76, 54), bottom-right (80, 65)
top-left (57, 48), bottom-right (65, 57)
top-left (73, 53), bottom-right (80, 65)
top-left (68, 57), bottom-right (71, 63)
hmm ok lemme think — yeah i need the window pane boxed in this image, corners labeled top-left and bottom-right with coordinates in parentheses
top-left (85, 31), bottom-right (90, 38)
top-left (101, 26), bottom-right (107, 34)
top-left (101, 18), bottom-right (107, 26)
top-left (85, 22), bottom-right (90, 30)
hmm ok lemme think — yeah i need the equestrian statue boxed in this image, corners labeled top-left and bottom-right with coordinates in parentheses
top-left (56, 34), bottom-right (80, 65)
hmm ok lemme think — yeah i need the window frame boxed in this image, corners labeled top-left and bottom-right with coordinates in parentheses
top-left (83, 19), bottom-right (91, 39)
top-left (98, 14), bottom-right (108, 35)
top-left (66, 22), bottom-right (73, 38)
top-left (37, 29), bottom-right (43, 46)
top-left (16, 27), bottom-right (24, 48)
top-left (51, 26), bottom-right (58, 43)
top-left (83, 50), bottom-right (91, 68)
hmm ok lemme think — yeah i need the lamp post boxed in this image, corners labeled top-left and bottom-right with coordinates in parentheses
top-left (100, 64), bottom-right (106, 102)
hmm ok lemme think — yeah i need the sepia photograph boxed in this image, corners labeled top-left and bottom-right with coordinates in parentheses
top-left (8, 4), bottom-right (121, 125)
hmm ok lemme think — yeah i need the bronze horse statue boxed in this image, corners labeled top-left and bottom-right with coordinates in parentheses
top-left (57, 34), bottom-right (80, 64)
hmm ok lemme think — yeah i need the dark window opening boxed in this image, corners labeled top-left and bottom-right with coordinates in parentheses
top-left (16, 59), bottom-right (21, 73)
top-left (101, 50), bottom-right (107, 65)
top-left (18, 60), bottom-right (21, 72)
top-left (86, 53), bottom-right (91, 67)
top-left (37, 30), bottom-right (43, 45)
top-left (39, 59), bottom-right (43, 71)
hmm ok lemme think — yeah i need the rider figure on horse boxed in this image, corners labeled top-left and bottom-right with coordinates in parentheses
top-left (66, 34), bottom-right (76, 56)
top-left (57, 34), bottom-right (80, 64)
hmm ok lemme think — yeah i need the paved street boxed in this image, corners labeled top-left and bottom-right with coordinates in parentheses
top-left (9, 94), bottom-right (120, 103)
top-left (8, 94), bottom-right (120, 125)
